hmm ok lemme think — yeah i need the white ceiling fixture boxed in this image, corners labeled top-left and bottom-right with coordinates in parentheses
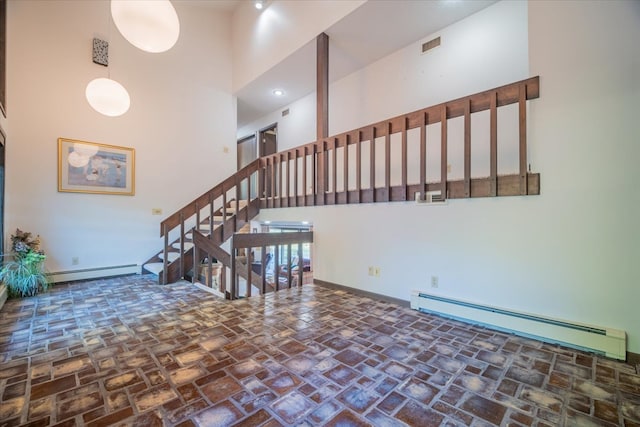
top-left (86, 77), bottom-right (131, 117)
top-left (255, 1), bottom-right (264, 10)
top-left (273, 89), bottom-right (284, 97)
top-left (111, 0), bottom-right (180, 53)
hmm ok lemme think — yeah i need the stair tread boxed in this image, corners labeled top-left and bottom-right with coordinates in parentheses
top-left (157, 252), bottom-right (180, 262)
top-left (172, 242), bottom-right (194, 251)
top-left (143, 263), bottom-right (164, 275)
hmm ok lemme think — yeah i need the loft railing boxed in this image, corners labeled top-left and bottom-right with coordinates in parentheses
top-left (258, 76), bottom-right (540, 207)
top-left (194, 230), bottom-right (313, 299)
top-left (154, 76), bottom-right (541, 286)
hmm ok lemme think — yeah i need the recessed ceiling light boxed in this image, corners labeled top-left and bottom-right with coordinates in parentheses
top-left (255, 1), bottom-right (263, 10)
top-left (273, 89), bottom-right (284, 97)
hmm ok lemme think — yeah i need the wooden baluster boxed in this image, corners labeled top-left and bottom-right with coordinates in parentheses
top-left (420, 113), bottom-right (427, 199)
top-left (401, 118), bottom-right (408, 200)
top-left (370, 127), bottom-right (376, 202)
top-left (220, 265), bottom-right (226, 298)
top-left (464, 99), bottom-right (471, 198)
top-left (274, 245), bottom-right (280, 291)
top-left (287, 243), bottom-right (292, 288)
top-left (230, 245), bottom-right (236, 300)
top-left (311, 144), bottom-right (317, 206)
top-left (162, 223), bottom-right (169, 285)
top-left (286, 151), bottom-right (291, 207)
top-left (270, 157), bottom-right (276, 208)
top-left (519, 84), bottom-right (528, 195)
top-left (385, 123), bottom-right (391, 202)
top-left (222, 186), bottom-right (227, 237)
top-left (276, 155), bottom-right (281, 208)
top-left (441, 106), bottom-right (448, 200)
top-left (193, 245), bottom-right (199, 285)
top-left (332, 138), bottom-right (337, 204)
top-left (246, 249), bottom-right (252, 297)
top-left (490, 91), bottom-right (498, 196)
top-left (246, 175), bottom-right (251, 221)
top-left (343, 134), bottom-right (349, 203)
top-left (179, 213), bottom-right (185, 279)
top-left (209, 192), bottom-right (214, 240)
top-left (207, 250), bottom-right (212, 288)
top-left (356, 131), bottom-right (362, 203)
top-left (303, 147), bottom-right (308, 206)
top-left (316, 141), bottom-right (325, 205)
top-left (195, 201), bottom-right (200, 233)
top-left (261, 245), bottom-right (267, 295)
top-left (235, 183), bottom-right (240, 231)
top-left (297, 242), bottom-right (304, 287)
top-left (294, 149), bottom-right (299, 207)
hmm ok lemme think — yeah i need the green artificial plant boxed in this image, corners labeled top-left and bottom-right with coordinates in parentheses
top-left (0, 228), bottom-right (50, 298)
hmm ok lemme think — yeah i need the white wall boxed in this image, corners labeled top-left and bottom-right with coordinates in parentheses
top-left (257, 0), bottom-right (640, 354)
top-left (6, 1), bottom-right (236, 273)
top-left (231, 0), bottom-right (364, 93)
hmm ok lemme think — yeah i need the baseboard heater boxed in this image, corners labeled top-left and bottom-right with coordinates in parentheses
top-left (48, 264), bottom-right (140, 283)
top-left (411, 291), bottom-right (626, 360)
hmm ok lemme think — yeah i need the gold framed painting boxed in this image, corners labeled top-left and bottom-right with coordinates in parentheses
top-left (58, 138), bottom-right (135, 195)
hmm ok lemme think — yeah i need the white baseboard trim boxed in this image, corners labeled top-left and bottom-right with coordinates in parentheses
top-left (48, 264), bottom-right (141, 283)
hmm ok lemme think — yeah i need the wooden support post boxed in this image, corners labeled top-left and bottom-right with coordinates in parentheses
top-left (519, 84), bottom-right (528, 195)
top-left (490, 92), bottom-right (498, 197)
top-left (317, 32), bottom-right (329, 141)
top-left (464, 99), bottom-right (471, 198)
top-left (440, 106), bottom-right (448, 200)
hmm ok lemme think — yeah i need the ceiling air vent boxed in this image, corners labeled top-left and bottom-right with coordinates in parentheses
top-left (422, 36), bottom-right (441, 54)
top-left (282, 108), bottom-right (290, 117)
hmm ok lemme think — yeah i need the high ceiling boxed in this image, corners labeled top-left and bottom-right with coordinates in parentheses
top-left (236, 0), bottom-right (497, 128)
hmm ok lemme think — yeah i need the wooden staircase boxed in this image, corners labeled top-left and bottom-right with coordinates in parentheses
top-left (143, 77), bottom-right (542, 295)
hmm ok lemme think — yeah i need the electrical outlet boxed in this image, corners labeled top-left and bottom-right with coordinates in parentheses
top-left (368, 266), bottom-right (374, 276)
top-left (447, 164), bottom-right (452, 173)
top-left (151, 208), bottom-right (162, 215)
top-left (431, 275), bottom-right (439, 288)
top-left (72, 257), bottom-right (79, 266)
top-left (374, 267), bottom-right (381, 277)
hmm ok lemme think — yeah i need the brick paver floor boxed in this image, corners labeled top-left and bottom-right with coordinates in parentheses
top-left (1, 274), bottom-right (639, 426)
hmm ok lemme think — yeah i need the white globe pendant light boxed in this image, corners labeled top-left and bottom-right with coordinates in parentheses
top-left (111, 0), bottom-right (180, 53)
top-left (85, 77), bottom-right (131, 117)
